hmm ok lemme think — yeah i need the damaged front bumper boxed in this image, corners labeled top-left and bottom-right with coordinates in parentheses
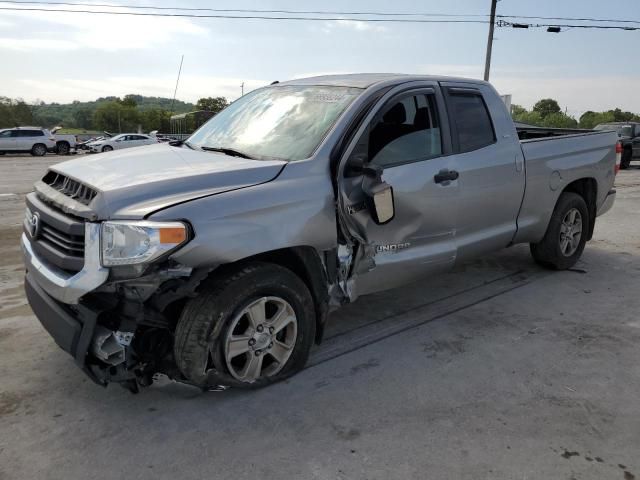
top-left (24, 272), bottom-right (108, 385)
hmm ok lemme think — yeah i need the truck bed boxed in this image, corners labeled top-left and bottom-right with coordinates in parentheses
top-left (516, 126), bottom-right (595, 141)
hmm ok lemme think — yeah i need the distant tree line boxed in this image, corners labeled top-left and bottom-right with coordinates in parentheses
top-left (0, 94), bottom-right (229, 133)
top-left (512, 98), bottom-right (640, 129)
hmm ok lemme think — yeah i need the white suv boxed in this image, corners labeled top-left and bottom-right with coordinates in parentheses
top-left (0, 127), bottom-right (56, 156)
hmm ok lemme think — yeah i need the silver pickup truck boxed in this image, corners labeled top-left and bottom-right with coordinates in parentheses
top-left (22, 74), bottom-right (619, 391)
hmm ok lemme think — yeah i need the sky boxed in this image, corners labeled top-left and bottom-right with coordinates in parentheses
top-left (0, 0), bottom-right (639, 116)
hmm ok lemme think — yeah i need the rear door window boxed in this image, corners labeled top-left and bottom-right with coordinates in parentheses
top-left (446, 92), bottom-right (495, 152)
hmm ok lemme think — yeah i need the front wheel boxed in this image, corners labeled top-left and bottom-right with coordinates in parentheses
top-left (530, 192), bottom-right (589, 270)
top-left (101, 145), bottom-right (113, 152)
top-left (174, 263), bottom-right (315, 389)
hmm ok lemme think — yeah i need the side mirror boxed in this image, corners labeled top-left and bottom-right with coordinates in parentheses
top-left (362, 164), bottom-right (395, 225)
top-left (367, 183), bottom-right (395, 224)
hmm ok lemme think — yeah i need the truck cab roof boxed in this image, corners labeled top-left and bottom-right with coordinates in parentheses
top-left (280, 73), bottom-right (490, 89)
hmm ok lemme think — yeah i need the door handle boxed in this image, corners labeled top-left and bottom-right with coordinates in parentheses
top-left (434, 169), bottom-right (459, 184)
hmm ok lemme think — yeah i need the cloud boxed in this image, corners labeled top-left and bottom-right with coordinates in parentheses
top-left (17, 75), bottom-right (269, 103)
top-left (0, 5), bottom-right (208, 51)
top-left (0, 37), bottom-right (79, 51)
top-left (418, 63), bottom-right (640, 115)
top-left (319, 18), bottom-right (387, 34)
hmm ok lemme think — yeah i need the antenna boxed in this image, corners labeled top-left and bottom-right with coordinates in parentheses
top-left (169, 54), bottom-right (184, 116)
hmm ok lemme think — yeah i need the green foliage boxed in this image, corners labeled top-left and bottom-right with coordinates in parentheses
top-left (532, 99), bottom-right (561, 118)
top-left (195, 97), bottom-right (229, 113)
top-left (578, 108), bottom-right (640, 129)
top-left (0, 97), bottom-right (33, 127)
top-left (513, 99), bottom-right (577, 128)
top-left (0, 94), bottom-right (198, 132)
top-left (93, 101), bottom-right (140, 132)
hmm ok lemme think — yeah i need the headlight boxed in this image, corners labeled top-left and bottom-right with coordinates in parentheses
top-left (101, 221), bottom-right (188, 266)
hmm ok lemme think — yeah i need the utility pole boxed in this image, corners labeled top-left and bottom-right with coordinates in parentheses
top-left (484, 0), bottom-right (497, 81)
top-left (240, 82), bottom-right (245, 97)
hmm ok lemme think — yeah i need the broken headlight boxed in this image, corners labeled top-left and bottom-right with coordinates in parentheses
top-left (101, 221), bottom-right (188, 267)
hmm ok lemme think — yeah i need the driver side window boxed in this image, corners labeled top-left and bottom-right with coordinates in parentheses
top-left (367, 93), bottom-right (443, 168)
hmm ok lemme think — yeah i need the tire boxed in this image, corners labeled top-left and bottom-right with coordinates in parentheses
top-left (56, 141), bottom-right (70, 155)
top-left (101, 145), bottom-right (113, 152)
top-left (174, 262), bottom-right (316, 389)
top-left (31, 144), bottom-right (47, 157)
top-left (621, 148), bottom-right (632, 170)
top-left (530, 192), bottom-right (589, 270)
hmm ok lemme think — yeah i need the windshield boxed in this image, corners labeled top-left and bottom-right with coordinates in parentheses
top-left (594, 124), bottom-right (633, 137)
top-left (187, 85), bottom-right (362, 161)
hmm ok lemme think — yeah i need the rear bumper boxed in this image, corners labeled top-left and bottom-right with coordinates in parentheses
top-left (25, 272), bottom-right (105, 385)
top-left (597, 189), bottom-right (616, 217)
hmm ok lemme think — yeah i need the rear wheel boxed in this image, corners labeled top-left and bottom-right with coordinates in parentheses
top-left (31, 144), bottom-right (47, 156)
top-left (621, 148), bottom-right (632, 170)
top-left (174, 263), bottom-right (315, 389)
top-left (530, 192), bottom-right (589, 270)
top-left (101, 145), bottom-right (113, 152)
top-left (56, 141), bottom-right (70, 155)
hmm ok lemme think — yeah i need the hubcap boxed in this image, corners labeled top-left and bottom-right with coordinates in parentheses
top-left (559, 208), bottom-right (582, 257)
top-left (223, 296), bottom-right (298, 383)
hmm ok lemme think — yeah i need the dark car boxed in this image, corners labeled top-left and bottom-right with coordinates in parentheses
top-left (594, 122), bottom-right (640, 169)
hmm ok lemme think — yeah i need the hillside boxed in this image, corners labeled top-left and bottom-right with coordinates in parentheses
top-left (30, 95), bottom-right (195, 130)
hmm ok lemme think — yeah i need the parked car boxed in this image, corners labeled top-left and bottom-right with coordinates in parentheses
top-left (594, 122), bottom-right (640, 169)
top-left (86, 133), bottom-right (158, 153)
top-left (50, 127), bottom-right (77, 155)
top-left (0, 126), bottom-right (55, 156)
top-left (22, 74), bottom-right (618, 392)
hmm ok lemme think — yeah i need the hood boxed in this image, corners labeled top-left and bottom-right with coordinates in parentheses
top-left (49, 143), bottom-right (286, 219)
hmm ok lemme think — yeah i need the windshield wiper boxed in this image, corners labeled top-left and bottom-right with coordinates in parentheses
top-left (200, 146), bottom-right (256, 159)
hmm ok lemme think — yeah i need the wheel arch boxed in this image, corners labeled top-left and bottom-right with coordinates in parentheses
top-left (561, 177), bottom-right (597, 240)
top-left (213, 246), bottom-right (332, 345)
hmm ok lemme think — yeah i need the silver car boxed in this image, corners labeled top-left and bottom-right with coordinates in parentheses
top-left (87, 133), bottom-right (158, 153)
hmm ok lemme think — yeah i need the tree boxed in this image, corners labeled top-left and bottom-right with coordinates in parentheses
top-left (511, 104), bottom-right (527, 117)
top-left (0, 97), bottom-right (33, 128)
top-left (532, 99), bottom-right (561, 118)
top-left (579, 111), bottom-right (614, 129)
top-left (73, 108), bottom-right (94, 129)
top-left (121, 95), bottom-right (138, 108)
top-left (543, 112), bottom-right (578, 128)
top-left (93, 101), bottom-right (140, 132)
top-left (139, 109), bottom-right (171, 132)
top-left (196, 96), bottom-right (229, 113)
top-left (511, 100), bottom-right (578, 129)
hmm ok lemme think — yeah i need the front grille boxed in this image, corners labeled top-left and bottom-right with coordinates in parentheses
top-left (25, 194), bottom-right (86, 273)
top-left (42, 171), bottom-right (97, 206)
top-left (40, 223), bottom-right (84, 257)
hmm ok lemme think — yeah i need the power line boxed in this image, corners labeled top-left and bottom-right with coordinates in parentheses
top-left (2, 0), bottom-right (640, 25)
top-left (0, 1), bottom-right (492, 18)
top-left (0, 6), bottom-right (492, 23)
top-left (0, 2), bottom-right (638, 30)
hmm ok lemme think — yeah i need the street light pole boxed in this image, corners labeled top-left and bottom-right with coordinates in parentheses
top-left (484, 0), bottom-right (497, 81)
top-left (241, 82), bottom-right (245, 97)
